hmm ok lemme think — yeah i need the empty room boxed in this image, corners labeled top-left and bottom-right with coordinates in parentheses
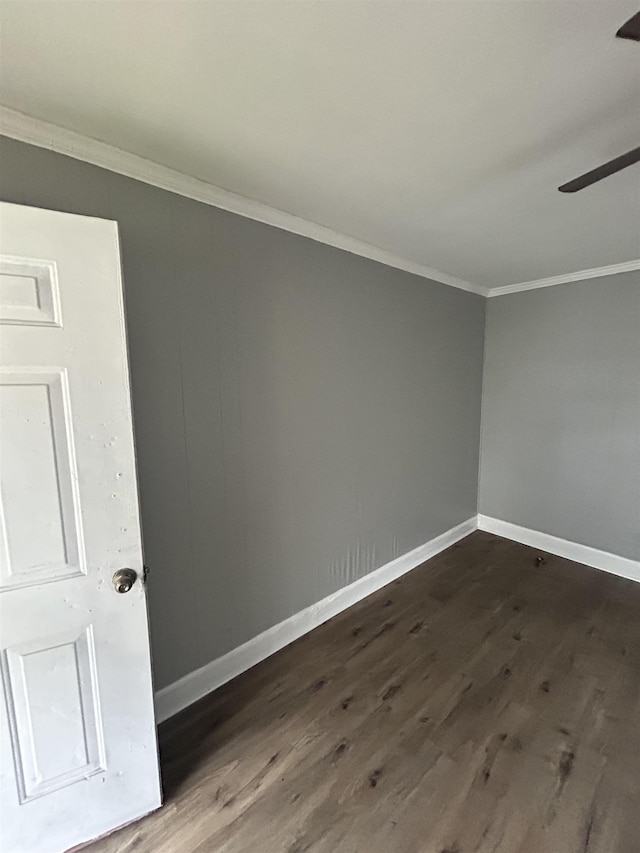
top-left (0, 2), bottom-right (639, 852)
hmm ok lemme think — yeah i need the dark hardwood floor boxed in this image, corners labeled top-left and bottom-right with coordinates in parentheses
top-left (88, 532), bottom-right (640, 853)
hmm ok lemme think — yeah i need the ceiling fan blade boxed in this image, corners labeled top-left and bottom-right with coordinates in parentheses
top-left (558, 146), bottom-right (640, 192)
top-left (616, 11), bottom-right (640, 41)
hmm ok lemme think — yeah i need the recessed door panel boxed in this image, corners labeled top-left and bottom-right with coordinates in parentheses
top-left (1, 627), bottom-right (105, 802)
top-left (0, 370), bottom-right (85, 590)
top-left (0, 257), bottom-right (61, 327)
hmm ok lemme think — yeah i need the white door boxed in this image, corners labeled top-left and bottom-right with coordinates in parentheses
top-left (0, 202), bottom-right (161, 853)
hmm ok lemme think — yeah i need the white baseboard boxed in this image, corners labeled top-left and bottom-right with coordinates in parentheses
top-left (477, 515), bottom-right (640, 583)
top-left (154, 516), bottom-right (477, 723)
top-left (155, 514), bottom-right (639, 722)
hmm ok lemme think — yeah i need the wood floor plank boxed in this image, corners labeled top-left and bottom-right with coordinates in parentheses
top-left (87, 532), bottom-right (640, 853)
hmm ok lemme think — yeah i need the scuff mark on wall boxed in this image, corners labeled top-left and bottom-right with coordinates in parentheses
top-left (329, 540), bottom-right (379, 587)
top-left (391, 536), bottom-right (400, 560)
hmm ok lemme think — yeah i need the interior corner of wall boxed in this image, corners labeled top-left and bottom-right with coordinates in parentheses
top-left (476, 294), bottom-right (491, 515)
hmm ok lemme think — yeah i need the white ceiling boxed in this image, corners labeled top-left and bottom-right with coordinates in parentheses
top-left (0, 0), bottom-right (639, 289)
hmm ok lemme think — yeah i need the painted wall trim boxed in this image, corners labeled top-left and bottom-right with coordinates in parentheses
top-left (0, 106), bottom-right (484, 296)
top-left (3, 107), bottom-right (635, 298)
top-left (154, 515), bottom-right (638, 722)
top-left (486, 260), bottom-right (640, 298)
top-left (154, 516), bottom-right (477, 723)
top-left (477, 515), bottom-right (640, 583)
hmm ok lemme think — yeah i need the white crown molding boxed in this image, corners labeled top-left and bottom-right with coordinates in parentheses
top-left (0, 106), bottom-right (486, 296)
top-left (486, 260), bottom-right (640, 297)
top-left (477, 515), bottom-right (640, 583)
top-left (154, 516), bottom-right (477, 722)
top-left (2, 107), bottom-right (636, 299)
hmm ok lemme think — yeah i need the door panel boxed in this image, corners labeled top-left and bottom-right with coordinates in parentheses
top-left (0, 256), bottom-right (62, 327)
top-left (0, 369), bottom-right (85, 589)
top-left (1, 625), bottom-right (105, 802)
top-left (0, 202), bottom-right (161, 853)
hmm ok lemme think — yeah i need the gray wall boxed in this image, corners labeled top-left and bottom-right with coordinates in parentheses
top-left (479, 273), bottom-right (640, 561)
top-left (0, 137), bottom-right (485, 689)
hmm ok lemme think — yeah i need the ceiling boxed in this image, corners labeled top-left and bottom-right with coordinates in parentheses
top-left (0, 0), bottom-right (639, 289)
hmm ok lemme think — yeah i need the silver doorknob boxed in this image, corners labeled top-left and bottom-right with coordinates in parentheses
top-left (112, 568), bottom-right (137, 593)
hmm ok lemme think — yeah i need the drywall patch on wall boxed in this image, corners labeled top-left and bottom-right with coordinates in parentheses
top-left (155, 517), bottom-right (477, 722)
